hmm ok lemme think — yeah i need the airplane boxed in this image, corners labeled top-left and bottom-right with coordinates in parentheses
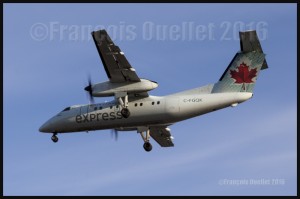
top-left (39, 29), bottom-right (268, 152)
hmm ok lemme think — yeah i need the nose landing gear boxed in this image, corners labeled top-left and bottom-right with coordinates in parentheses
top-left (51, 133), bottom-right (58, 143)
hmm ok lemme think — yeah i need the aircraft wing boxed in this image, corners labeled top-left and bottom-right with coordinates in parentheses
top-left (92, 29), bottom-right (141, 83)
top-left (150, 127), bottom-right (174, 147)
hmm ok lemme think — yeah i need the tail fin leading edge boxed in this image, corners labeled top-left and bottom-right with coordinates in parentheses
top-left (212, 30), bottom-right (268, 93)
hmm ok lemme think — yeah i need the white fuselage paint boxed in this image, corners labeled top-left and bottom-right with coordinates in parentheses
top-left (39, 92), bottom-right (253, 133)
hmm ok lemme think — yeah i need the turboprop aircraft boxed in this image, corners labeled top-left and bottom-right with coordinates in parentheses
top-left (39, 29), bottom-right (268, 152)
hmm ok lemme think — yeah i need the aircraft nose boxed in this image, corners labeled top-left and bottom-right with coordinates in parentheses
top-left (39, 121), bottom-right (52, 133)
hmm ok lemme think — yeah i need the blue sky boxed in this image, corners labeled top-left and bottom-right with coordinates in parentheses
top-left (3, 3), bottom-right (296, 196)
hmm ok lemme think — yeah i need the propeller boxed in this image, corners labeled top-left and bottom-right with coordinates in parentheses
top-left (111, 129), bottom-right (118, 141)
top-left (84, 74), bottom-right (94, 104)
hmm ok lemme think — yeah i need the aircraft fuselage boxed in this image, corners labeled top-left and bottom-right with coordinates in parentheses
top-left (39, 91), bottom-right (252, 133)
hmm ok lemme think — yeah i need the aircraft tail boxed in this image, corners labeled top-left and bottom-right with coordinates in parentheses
top-left (212, 30), bottom-right (268, 93)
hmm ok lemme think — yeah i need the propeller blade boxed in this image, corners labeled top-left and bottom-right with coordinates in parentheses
top-left (115, 130), bottom-right (118, 141)
top-left (110, 129), bottom-right (118, 141)
top-left (84, 74), bottom-right (94, 104)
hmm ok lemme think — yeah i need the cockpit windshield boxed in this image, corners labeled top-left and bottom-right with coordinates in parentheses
top-left (61, 107), bottom-right (71, 112)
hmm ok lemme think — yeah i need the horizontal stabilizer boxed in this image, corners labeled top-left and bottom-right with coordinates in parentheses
top-left (213, 30), bottom-right (268, 93)
top-left (239, 31), bottom-right (268, 70)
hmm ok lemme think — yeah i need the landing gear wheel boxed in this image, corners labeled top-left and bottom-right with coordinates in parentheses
top-left (51, 135), bottom-right (58, 143)
top-left (121, 108), bottom-right (130, 118)
top-left (143, 142), bottom-right (152, 152)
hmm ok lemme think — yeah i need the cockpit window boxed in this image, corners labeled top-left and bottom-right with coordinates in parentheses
top-left (62, 107), bottom-right (71, 112)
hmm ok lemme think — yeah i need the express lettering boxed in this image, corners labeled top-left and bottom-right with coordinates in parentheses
top-left (76, 111), bottom-right (123, 123)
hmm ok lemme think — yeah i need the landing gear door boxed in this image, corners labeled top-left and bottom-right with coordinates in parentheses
top-left (114, 104), bottom-right (121, 113)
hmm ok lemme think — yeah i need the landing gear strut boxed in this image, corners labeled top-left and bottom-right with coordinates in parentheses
top-left (139, 129), bottom-right (152, 152)
top-left (116, 92), bottom-right (130, 118)
top-left (51, 133), bottom-right (58, 143)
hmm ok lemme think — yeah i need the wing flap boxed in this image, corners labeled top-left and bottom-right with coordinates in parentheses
top-left (150, 127), bottom-right (174, 147)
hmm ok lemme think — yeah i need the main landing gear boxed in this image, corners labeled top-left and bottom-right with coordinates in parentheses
top-left (139, 129), bottom-right (152, 152)
top-left (116, 92), bottom-right (130, 118)
top-left (121, 107), bottom-right (130, 118)
top-left (51, 133), bottom-right (58, 143)
top-left (143, 142), bottom-right (152, 152)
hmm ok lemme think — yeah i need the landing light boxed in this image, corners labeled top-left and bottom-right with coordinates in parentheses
top-left (231, 103), bottom-right (238, 107)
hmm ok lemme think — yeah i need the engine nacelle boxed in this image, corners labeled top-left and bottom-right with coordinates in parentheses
top-left (92, 79), bottom-right (158, 97)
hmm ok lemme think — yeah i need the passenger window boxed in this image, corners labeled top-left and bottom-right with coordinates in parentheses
top-left (110, 106), bottom-right (113, 109)
top-left (157, 101), bottom-right (160, 105)
top-left (140, 103), bottom-right (143, 106)
top-left (100, 107), bottom-right (102, 110)
top-left (116, 105), bottom-right (119, 108)
top-left (135, 103), bottom-right (138, 107)
top-left (152, 102), bottom-right (155, 105)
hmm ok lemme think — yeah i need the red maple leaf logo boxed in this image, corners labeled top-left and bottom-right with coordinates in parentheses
top-left (230, 62), bottom-right (257, 84)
